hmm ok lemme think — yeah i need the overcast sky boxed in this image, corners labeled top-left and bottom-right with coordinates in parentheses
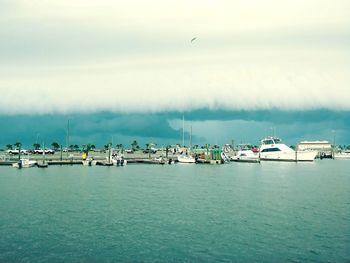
top-left (0, 0), bottom-right (349, 114)
top-left (0, 1), bottom-right (349, 146)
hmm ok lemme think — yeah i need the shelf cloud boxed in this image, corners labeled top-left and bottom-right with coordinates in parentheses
top-left (0, 0), bottom-right (349, 114)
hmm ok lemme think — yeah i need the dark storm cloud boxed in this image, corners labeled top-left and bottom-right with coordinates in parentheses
top-left (1, 109), bottom-right (349, 148)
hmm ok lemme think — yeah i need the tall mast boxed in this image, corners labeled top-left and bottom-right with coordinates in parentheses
top-left (182, 115), bottom-right (185, 147)
top-left (66, 119), bottom-right (70, 150)
top-left (190, 124), bottom-right (192, 151)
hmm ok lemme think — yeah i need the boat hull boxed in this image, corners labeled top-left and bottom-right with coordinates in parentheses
top-left (231, 157), bottom-right (260, 163)
top-left (260, 151), bottom-right (317, 162)
top-left (177, 155), bottom-right (196, 163)
top-left (12, 159), bottom-right (37, 168)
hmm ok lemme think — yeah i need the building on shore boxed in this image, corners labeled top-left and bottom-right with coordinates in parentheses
top-left (297, 141), bottom-right (332, 158)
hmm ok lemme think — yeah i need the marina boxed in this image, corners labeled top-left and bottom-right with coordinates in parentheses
top-left (0, 137), bottom-right (350, 168)
top-left (2, 136), bottom-right (348, 168)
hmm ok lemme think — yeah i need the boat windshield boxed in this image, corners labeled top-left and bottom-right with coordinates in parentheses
top-left (261, 137), bottom-right (282, 145)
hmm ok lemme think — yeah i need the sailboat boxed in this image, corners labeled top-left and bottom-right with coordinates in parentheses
top-left (12, 145), bottom-right (37, 168)
top-left (37, 143), bottom-right (48, 168)
top-left (177, 116), bottom-right (196, 164)
top-left (97, 145), bottom-right (114, 166)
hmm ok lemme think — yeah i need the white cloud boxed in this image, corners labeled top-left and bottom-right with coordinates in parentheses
top-left (7, 0), bottom-right (350, 33)
top-left (0, 0), bottom-right (349, 114)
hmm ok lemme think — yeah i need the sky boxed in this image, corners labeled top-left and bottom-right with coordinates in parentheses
top-left (0, 0), bottom-right (349, 147)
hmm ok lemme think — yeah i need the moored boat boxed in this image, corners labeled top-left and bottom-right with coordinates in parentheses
top-left (231, 150), bottom-right (260, 163)
top-left (177, 154), bottom-right (196, 163)
top-left (259, 137), bottom-right (317, 162)
top-left (12, 159), bottom-right (37, 168)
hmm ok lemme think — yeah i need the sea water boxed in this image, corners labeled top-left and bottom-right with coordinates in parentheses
top-left (0, 160), bottom-right (349, 262)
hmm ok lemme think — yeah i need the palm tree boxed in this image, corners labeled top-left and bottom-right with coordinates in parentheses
top-left (82, 143), bottom-right (93, 157)
top-left (116, 144), bottom-right (123, 150)
top-left (33, 143), bottom-right (41, 150)
top-left (104, 144), bottom-right (109, 151)
top-left (51, 142), bottom-right (60, 151)
top-left (14, 142), bottom-right (22, 150)
top-left (6, 144), bottom-right (12, 150)
top-left (131, 140), bottom-right (139, 151)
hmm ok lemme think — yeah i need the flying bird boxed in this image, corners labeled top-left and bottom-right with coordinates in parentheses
top-left (190, 37), bottom-right (197, 43)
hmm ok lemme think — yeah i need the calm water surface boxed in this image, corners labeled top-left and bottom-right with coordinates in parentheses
top-left (0, 161), bottom-right (349, 262)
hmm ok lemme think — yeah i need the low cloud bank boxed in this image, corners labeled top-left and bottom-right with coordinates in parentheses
top-left (0, 109), bottom-right (349, 148)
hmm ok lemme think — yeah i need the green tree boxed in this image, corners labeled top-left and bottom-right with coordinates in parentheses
top-left (33, 143), bottom-right (40, 150)
top-left (51, 142), bottom-right (60, 151)
top-left (116, 144), bottom-right (123, 150)
top-left (73, 145), bottom-right (79, 151)
top-left (14, 142), bottom-right (22, 150)
top-left (6, 144), bottom-right (12, 150)
top-left (83, 143), bottom-right (93, 156)
top-left (131, 140), bottom-right (139, 151)
top-left (69, 144), bottom-right (74, 151)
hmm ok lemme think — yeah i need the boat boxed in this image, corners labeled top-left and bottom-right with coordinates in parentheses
top-left (37, 143), bottom-right (48, 168)
top-left (82, 158), bottom-right (93, 166)
top-left (259, 137), bottom-right (317, 162)
top-left (97, 146), bottom-right (114, 166)
top-left (177, 154), bottom-right (196, 163)
top-left (112, 155), bottom-right (127, 166)
top-left (231, 150), bottom-right (260, 163)
top-left (177, 116), bottom-right (196, 164)
top-left (221, 152), bottom-right (231, 163)
top-left (333, 151), bottom-right (350, 159)
top-left (12, 159), bottom-right (37, 168)
top-left (37, 162), bottom-right (48, 168)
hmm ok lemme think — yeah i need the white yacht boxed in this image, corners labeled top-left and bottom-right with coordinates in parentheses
top-left (12, 159), bottom-right (37, 168)
top-left (259, 137), bottom-right (317, 162)
top-left (177, 154), bottom-right (196, 163)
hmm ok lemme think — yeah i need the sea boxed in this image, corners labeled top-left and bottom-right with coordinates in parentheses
top-left (0, 160), bottom-right (349, 263)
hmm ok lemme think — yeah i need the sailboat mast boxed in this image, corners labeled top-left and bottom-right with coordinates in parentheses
top-left (43, 142), bottom-right (46, 163)
top-left (190, 125), bottom-right (192, 151)
top-left (66, 119), bottom-right (70, 150)
top-left (182, 115), bottom-right (185, 147)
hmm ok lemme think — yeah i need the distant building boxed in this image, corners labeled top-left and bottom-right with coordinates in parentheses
top-left (297, 141), bottom-right (332, 152)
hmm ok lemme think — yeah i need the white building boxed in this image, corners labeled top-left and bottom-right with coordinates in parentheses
top-left (297, 141), bottom-right (332, 151)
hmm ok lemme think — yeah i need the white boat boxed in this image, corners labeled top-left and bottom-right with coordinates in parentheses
top-left (333, 151), bottom-right (350, 159)
top-left (177, 155), bottom-right (196, 163)
top-left (231, 150), bottom-right (260, 163)
top-left (112, 155), bottom-right (127, 166)
top-left (259, 137), bottom-right (317, 162)
top-left (12, 159), bottom-right (37, 168)
top-left (82, 159), bottom-right (92, 166)
top-left (221, 152), bottom-right (231, 163)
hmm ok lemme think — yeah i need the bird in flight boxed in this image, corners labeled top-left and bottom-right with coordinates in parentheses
top-left (190, 37), bottom-right (197, 43)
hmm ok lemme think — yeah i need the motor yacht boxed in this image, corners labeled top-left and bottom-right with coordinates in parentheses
top-left (260, 137), bottom-right (317, 162)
